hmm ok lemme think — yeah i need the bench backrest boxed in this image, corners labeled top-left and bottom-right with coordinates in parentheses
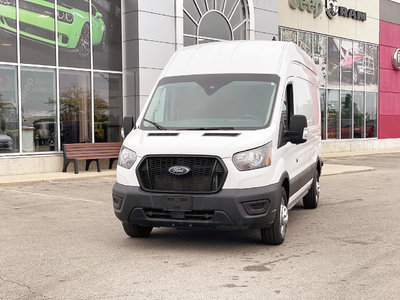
top-left (63, 142), bottom-right (122, 159)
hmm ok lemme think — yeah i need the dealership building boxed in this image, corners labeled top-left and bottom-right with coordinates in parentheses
top-left (0, 0), bottom-right (400, 175)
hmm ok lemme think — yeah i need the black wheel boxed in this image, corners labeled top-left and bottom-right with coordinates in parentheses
top-left (77, 23), bottom-right (90, 58)
top-left (260, 186), bottom-right (288, 245)
top-left (303, 169), bottom-right (320, 209)
top-left (122, 222), bottom-right (153, 238)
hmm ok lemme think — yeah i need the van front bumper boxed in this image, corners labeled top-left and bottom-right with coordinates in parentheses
top-left (112, 182), bottom-right (281, 230)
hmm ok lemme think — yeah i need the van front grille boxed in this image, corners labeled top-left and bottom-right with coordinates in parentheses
top-left (137, 156), bottom-right (227, 194)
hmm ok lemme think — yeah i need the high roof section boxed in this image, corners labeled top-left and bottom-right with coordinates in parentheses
top-left (161, 41), bottom-right (316, 78)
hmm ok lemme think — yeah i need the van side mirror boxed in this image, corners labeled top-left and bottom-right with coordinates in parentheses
top-left (287, 115), bottom-right (308, 144)
top-left (122, 116), bottom-right (134, 139)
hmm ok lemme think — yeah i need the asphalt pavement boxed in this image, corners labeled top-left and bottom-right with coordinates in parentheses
top-left (1, 153), bottom-right (400, 299)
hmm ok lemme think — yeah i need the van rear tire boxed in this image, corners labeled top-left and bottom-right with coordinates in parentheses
top-left (122, 222), bottom-right (153, 238)
top-left (260, 187), bottom-right (288, 245)
top-left (303, 169), bottom-right (320, 209)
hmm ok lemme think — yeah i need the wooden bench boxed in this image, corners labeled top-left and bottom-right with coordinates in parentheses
top-left (62, 142), bottom-right (122, 174)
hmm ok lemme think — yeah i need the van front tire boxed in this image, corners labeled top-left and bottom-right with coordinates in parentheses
top-left (260, 186), bottom-right (288, 245)
top-left (303, 169), bottom-right (320, 209)
top-left (122, 222), bottom-right (153, 238)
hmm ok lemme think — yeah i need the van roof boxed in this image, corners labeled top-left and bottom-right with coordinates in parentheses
top-left (161, 41), bottom-right (316, 78)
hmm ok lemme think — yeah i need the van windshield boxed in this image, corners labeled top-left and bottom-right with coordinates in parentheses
top-left (140, 74), bottom-right (279, 130)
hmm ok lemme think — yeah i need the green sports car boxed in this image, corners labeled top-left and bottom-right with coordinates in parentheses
top-left (0, 0), bottom-right (106, 57)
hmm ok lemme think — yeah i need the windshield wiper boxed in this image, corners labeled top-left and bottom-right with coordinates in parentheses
top-left (143, 118), bottom-right (167, 130)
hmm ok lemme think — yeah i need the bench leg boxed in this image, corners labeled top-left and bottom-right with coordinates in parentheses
top-left (95, 159), bottom-right (101, 172)
top-left (74, 160), bottom-right (79, 174)
top-left (109, 158), bottom-right (118, 169)
top-left (62, 160), bottom-right (69, 172)
top-left (63, 158), bottom-right (78, 174)
top-left (86, 159), bottom-right (101, 172)
top-left (85, 160), bottom-right (92, 171)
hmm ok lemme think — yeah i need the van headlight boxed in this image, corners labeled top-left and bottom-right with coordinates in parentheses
top-left (118, 146), bottom-right (137, 169)
top-left (232, 142), bottom-right (272, 171)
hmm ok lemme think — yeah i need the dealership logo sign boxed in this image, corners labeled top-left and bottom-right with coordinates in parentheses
top-left (288, 0), bottom-right (367, 21)
top-left (326, 0), bottom-right (338, 18)
top-left (325, 0), bottom-right (367, 21)
top-left (393, 49), bottom-right (400, 71)
top-left (288, 0), bottom-right (323, 18)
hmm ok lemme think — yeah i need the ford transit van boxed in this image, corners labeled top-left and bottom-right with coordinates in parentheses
top-left (112, 41), bottom-right (322, 245)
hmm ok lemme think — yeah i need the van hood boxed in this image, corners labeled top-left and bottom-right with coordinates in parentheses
top-left (123, 129), bottom-right (273, 158)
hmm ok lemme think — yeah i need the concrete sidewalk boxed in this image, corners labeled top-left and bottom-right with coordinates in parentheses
top-left (322, 147), bottom-right (400, 158)
top-left (0, 170), bottom-right (116, 186)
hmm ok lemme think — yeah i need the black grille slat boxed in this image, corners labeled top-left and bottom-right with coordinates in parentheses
top-left (144, 209), bottom-right (215, 220)
top-left (137, 156), bottom-right (227, 193)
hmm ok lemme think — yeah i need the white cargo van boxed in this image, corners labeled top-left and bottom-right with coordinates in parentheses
top-left (113, 41), bottom-right (322, 245)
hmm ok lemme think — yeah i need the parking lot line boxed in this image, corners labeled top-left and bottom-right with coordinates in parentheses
top-left (0, 188), bottom-right (104, 204)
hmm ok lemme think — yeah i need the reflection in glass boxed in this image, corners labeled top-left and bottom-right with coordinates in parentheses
top-left (340, 40), bottom-right (353, 89)
top-left (298, 31), bottom-right (312, 57)
top-left (58, 0), bottom-right (90, 69)
top-left (353, 42), bottom-right (365, 87)
top-left (353, 91), bottom-right (364, 138)
top-left (59, 70), bottom-right (91, 145)
top-left (281, 28), bottom-right (297, 43)
top-left (365, 44), bottom-right (379, 91)
top-left (328, 37), bottom-right (340, 88)
top-left (94, 73), bottom-right (122, 142)
top-left (0, 0), bottom-right (17, 62)
top-left (21, 68), bottom-right (57, 152)
top-left (93, 0), bottom-right (122, 71)
top-left (320, 89), bottom-right (326, 140)
top-left (366, 92), bottom-right (378, 138)
top-left (19, 0), bottom-right (56, 66)
top-left (327, 90), bottom-right (339, 139)
top-left (0, 66), bottom-right (19, 153)
top-left (313, 34), bottom-right (327, 87)
top-left (341, 91), bottom-right (352, 139)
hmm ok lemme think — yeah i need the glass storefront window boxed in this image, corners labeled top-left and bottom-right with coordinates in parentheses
top-left (281, 28), bottom-right (297, 44)
top-left (340, 40), bottom-right (353, 90)
top-left (0, 0), bottom-right (17, 62)
top-left (58, 0), bottom-right (91, 69)
top-left (353, 42), bottom-right (365, 88)
top-left (92, 0), bottom-right (122, 71)
top-left (327, 90), bottom-right (339, 139)
top-left (320, 89), bottom-right (326, 140)
top-left (328, 37), bottom-right (340, 89)
top-left (0, 66), bottom-right (19, 153)
top-left (59, 70), bottom-right (91, 145)
top-left (365, 44), bottom-right (379, 91)
top-left (183, 0), bottom-right (249, 46)
top-left (298, 31), bottom-right (312, 57)
top-left (313, 34), bottom-right (327, 87)
top-left (354, 91), bottom-right (364, 139)
top-left (94, 73), bottom-right (122, 142)
top-left (341, 91), bottom-right (352, 139)
top-left (280, 28), bottom-right (379, 141)
top-left (21, 68), bottom-right (57, 152)
top-left (366, 92), bottom-right (378, 138)
top-left (19, 0), bottom-right (56, 66)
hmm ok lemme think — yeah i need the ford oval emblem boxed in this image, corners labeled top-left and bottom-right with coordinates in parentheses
top-left (168, 166), bottom-right (191, 176)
